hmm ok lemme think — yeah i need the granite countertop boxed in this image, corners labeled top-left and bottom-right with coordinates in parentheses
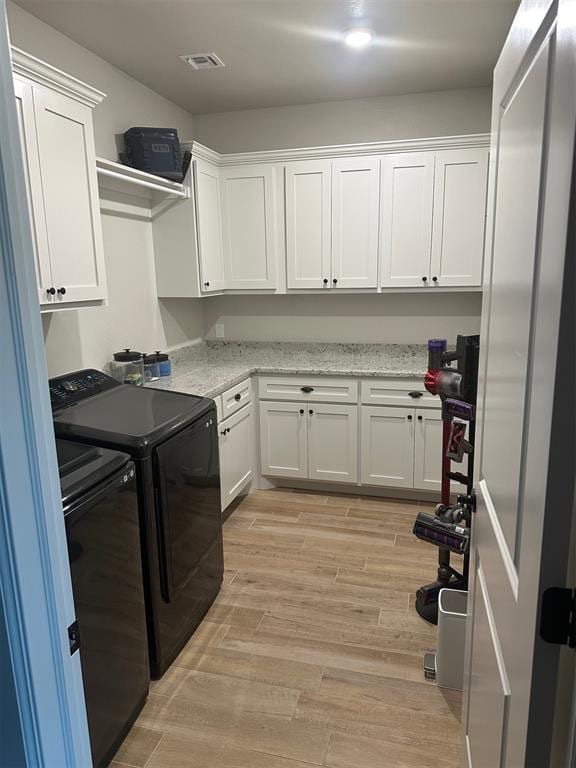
top-left (148, 341), bottom-right (428, 399)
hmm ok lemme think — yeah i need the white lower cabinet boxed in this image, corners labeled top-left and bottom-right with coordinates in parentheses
top-left (257, 376), bottom-right (448, 494)
top-left (413, 408), bottom-right (448, 492)
top-left (259, 401), bottom-right (308, 478)
top-left (219, 404), bottom-right (253, 510)
top-left (308, 404), bottom-right (358, 483)
top-left (360, 406), bottom-right (415, 488)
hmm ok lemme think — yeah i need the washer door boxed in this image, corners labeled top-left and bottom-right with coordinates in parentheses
top-left (153, 413), bottom-right (221, 603)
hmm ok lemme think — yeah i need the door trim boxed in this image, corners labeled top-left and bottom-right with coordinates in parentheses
top-left (0, 5), bottom-right (92, 764)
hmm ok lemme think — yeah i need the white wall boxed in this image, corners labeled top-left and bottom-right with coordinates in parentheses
top-left (7, 2), bottom-right (205, 377)
top-left (193, 87), bottom-right (492, 153)
top-left (203, 293), bottom-right (482, 346)
top-left (6, 1), bottom-right (195, 160)
top-left (41, 197), bottom-right (205, 377)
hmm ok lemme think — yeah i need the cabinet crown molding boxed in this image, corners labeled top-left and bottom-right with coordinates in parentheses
top-left (187, 133), bottom-right (490, 167)
top-left (11, 46), bottom-right (106, 108)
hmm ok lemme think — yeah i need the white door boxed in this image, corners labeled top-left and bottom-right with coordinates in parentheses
top-left (308, 403), bottom-right (358, 483)
top-left (220, 405), bottom-right (253, 510)
top-left (413, 408), bottom-right (459, 492)
top-left (221, 164), bottom-right (277, 289)
top-left (33, 87), bottom-right (106, 304)
top-left (360, 406), bottom-right (414, 488)
top-left (285, 160), bottom-right (331, 289)
top-left (464, 2), bottom-right (576, 766)
top-left (13, 78), bottom-right (52, 306)
top-left (193, 158), bottom-right (225, 293)
top-left (259, 401), bottom-right (307, 479)
top-left (331, 157), bottom-right (379, 289)
top-left (380, 152), bottom-right (434, 288)
top-left (430, 149), bottom-right (488, 287)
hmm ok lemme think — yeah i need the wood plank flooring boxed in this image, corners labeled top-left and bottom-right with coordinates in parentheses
top-left (112, 489), bottom-right (464, 768)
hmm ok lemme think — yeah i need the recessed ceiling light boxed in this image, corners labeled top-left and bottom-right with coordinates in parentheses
top-left (343, 28), bottom-right (373, 48)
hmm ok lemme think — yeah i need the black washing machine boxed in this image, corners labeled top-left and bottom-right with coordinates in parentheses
top-left (51, 369), bottom-right (223, 679)
top-left (58, 439), bottom-right (149, 768)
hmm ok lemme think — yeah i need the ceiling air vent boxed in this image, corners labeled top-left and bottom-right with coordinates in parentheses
top-left (179, 53), bottom-right (226, 70)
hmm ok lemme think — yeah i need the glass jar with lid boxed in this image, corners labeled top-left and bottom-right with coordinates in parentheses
top-left (110, 349), bottom-right (144, 386)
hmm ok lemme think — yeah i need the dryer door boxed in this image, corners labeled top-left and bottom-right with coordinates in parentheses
top-left (153, 412), bottom-right (221, 603)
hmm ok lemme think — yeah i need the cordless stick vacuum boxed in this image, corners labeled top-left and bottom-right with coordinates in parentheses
top-left (412, 335), bottom-right (480, 626)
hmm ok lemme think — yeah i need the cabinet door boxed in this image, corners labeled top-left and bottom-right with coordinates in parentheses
top-left (259, 401), bottom-right (307, 478)
top-left (430, 149), bottom-right (488, 287)
top-left (308, 404), bottom-right (358, 483)
top-left (194, 159), bottom-right (225, 293)
top-left (380, 153), bottom-right (434, 288)
top-left (285, 161), bottom-right (331, 289)
top-left (13, 79), bottom-right (53, 306)
top-left (33, 87), bottom-right (106, 304)
top-left (413, 408), bottom-right (455, 491)
top-left (220, 405), bottom-right (253, 511)
top-left (331, 157), bottom-right (379, 289)
top-left (221, 164), bottom-right (277, 289)
top-left (360, 406), bottom-right (414, 488)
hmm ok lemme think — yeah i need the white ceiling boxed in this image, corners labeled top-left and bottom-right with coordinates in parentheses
top-left (14, 0), bottom-right (518, 114)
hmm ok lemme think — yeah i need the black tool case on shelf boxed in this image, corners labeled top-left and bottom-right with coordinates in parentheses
top-left (122, 127), bottom-right (183, 181)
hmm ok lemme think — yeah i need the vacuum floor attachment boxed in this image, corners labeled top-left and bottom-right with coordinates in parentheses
top-left (413, 511), bottom-right (470, 555)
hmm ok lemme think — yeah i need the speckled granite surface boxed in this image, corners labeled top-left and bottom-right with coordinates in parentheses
top-left (149, 341), bottom-right (428, 399)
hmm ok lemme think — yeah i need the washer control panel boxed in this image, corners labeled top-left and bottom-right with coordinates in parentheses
top-left (49, 369), bottom-right (119, 411)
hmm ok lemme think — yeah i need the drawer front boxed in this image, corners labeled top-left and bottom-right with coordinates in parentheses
top-left (222, 378), bottom-right (252, 419)
top-left (258, 376), bottom-right (358, 404)
top-left (360, 378), bottom-right (438, 408)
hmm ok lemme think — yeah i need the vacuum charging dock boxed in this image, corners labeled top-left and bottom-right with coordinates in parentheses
top-left (412, 335), bottom-right (479, 627)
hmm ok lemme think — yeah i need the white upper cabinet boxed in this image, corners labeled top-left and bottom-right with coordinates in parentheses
top-left (220, 164), bottom-right (277, 289)
top-left (380, 153), bottom-right (434, 288)
top-left (14, 78), bottom-right (52, 306)
top-left (285, 160), bottom-right (331, 289)
top-left (33, 88), bottom-right (106, 304)
top-left (430, 149), bottom-right (488, 287)
top-left (331, 157), bottom-right (379, 288)
top-left (12, 49), bottom-right (107, 310)
top-left (193, 158), bottom-right (225, 293)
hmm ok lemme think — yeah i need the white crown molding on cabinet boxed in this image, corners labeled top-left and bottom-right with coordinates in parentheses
top-left (11, 46), bottom-right (106, 108)
top-left (187, 133), bottom-right (490, 167)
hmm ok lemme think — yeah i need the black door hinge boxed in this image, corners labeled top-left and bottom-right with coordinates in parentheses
top-left (540, 588), bottom-right (575, 649)
top-left (68, 620), bottom-right (81, 655)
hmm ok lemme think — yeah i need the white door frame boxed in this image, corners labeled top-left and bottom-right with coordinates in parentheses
top-left (0, 4), bottom-right (92, 765)
top-left (463, 0), bottom-right (576, 764)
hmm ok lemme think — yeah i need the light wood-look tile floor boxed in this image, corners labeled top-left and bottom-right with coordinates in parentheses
top-left (112, 489), bottom-right (464, 768)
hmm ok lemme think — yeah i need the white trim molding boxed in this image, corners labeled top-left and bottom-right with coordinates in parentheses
top-left (188, 133), bottom-right (490, 167)
top-left (96, 157), bottom-right (188, 199)
top-left (11, 46), bottom-right (106, 108)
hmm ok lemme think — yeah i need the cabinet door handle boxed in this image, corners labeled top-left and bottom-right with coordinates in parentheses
top-left (408, 391), bottom-right (423, 399)
top-left (299, 409), bottom-right (304, 414)
top-left (204, 281), bottom-right (210, 288)
top-left (234, 393), bottom-right (241, 401)
top-left (300, 386), bottom-right (314, 393)
top-left (57, 286), bottom-right (66, 295)
top-left (220, 429), bottom-right (227, 436)
top-left (421, 276), bottom-right (428, 283)
top-left (332, 278), bottom-right (338, 285)
top-left (47, 287), bottom-right (56, 295)
top-left (323, 278), bottom-right (328, 285)
top-left (407, 414), bottom-right (413, 421)
top-left (417, 415), bottom-right (423, 421)
top-left (432, 276), bottom-right (438, 283)
top-left (309, 409), bottom-right (313, 415)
